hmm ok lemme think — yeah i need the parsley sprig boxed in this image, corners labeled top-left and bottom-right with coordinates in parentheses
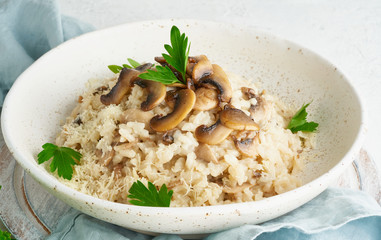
top-left (139, 25), bottom-right (190, 85)
top-left (162, 25), bottom-right (190, 83)
top-left (109, 26), bottom-right (191, 85)
top-left (128, 180), bottom-right (173, 207)
top-left (0, 229), bottom-right (13, 240)
top-left (108, 58), bottom-right (141, 74)
top-left (288, 103), bottom-right (319, 133)
top-left (37, 143), bottom-right (82, 180)
top-left (138, 65), bottom-right (180, 85)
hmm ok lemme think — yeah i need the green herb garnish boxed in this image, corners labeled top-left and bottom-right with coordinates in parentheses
top-left (138, 65), bottom-right (180, 85)
top-left (162, 25), bottom-right (190, 82)
top-left (139, 25), bottom-right (191, 85)
top-left (288, 103), bottom-right (319, 133)
top-left (0, 229), bottom-right (13, 240)
top-left (37, 143), bottom-right (82, 180)
top-left (127, 180), bottom-right (173, 207)
top-left (108, 58), bottom-right (141, 73)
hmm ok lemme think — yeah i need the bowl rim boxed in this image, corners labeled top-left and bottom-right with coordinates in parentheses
top-left (1, 18), bottom-right (366, 214)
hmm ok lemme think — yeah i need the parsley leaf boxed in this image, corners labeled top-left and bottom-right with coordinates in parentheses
top-left (288, 103), bottom-right (319, 133)
top-left (162, 25), bottom-right (190, 83)
top-left (138, 65), bottom-right (181, 85)
top-left (108, 59), bottom-right (141, 73)
top-left (127, 180), bottom-right (173, 207)
top-left (127, 58), bottom-right (141, 68)
top-left (108, 65), bottom-right (124, 73)
top-left (37, 143), bottom-right (82, 180)
top-left (0, 229), bottom-right (13, 240)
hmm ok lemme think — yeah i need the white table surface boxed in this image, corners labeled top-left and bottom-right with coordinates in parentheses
top-left (58, 0), bottom-right (381, 170)
top-left (2, 0), bottom-right (381, 235)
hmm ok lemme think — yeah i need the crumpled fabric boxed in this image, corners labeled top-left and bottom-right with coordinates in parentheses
top-left (0, 0), bottom-right (94, 106)
top-left (47, 188), bottom-right (381, 240)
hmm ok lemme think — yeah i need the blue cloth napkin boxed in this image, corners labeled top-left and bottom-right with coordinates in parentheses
top-left (1, 1), bottom-right (381, 240)
top-left (0, 0), bottom-right (94, 106)
top-left (47, 188), bottom-right (381, 240)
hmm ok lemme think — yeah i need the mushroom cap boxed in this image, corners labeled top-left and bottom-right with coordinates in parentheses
top-left (100, 63), bottom-right (152, 105)
top-left (195, 143), bottom-right (218, 163)
top-left (134, 79), bottom-right (166, 111)
top-left (220, 107), bottom-right (260, 131)
top-left (190, 55), bottom-right (213, 82)
top-left (121, 108), bottom-right (154, 132)
top-left (150, 88), bottom-right (196, 132)
top-left (198, 64), bottom-right (232, 103)
top-left (193, 87), bottom-right (218, 111)
top-left (165, 89), bottom-right (177, 109)
top-left (233, 135), bottom-right (260, 158)
top-left (195, 120), bottom-right (233, 145)
top-left (100, 68), bottom-right (139, 105)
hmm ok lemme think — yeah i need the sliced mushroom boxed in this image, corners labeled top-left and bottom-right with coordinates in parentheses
top-left (248, 90), bottom-right (267, 123)
top-left (195, 120), bottom-right (233, 145)
top-left (121, 108), bottom-right (154, 131)
top-left (220, 107), bottom-right (260, 131)
top-left (150, 88), bottom-right (196, 132)
top-left (233, 135), bottom-right (260, 158)
top-left (187, 55), bottom-right (213, 82)
top-left (113, 163), bottom-right (126, 178)
top-left (165, 90), bottom-right (177, 109)
top-left (193, 87), bottom-right (218, 111)
top-left (241, 87), bottom-right (257, 100)
top-left (96, 149), bottom-right (115, 166)
top-left (195, 143), bottom-right (218, 163)
top-left (162, 131), bottom-right (174, 145)
top-left (198, 64), bottom-right (232, 102)
top-left (100, 63), bottom-right (152, 105)
top-left (134, 79), bottom-right (166, 111)
top-left (167, 83), bottom-right (187, 88)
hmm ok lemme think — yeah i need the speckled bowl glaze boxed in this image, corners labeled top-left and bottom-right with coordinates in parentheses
top-left (1, 19), bottom-right (365, 236)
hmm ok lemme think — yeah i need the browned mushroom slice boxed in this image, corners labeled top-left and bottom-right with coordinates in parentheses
top-left (198, 64), bottom-right (232, 103)
top-left (121, 109), bottom-right (154, 131)
top-left (193, 87), bottom-right (218, 111)
top-left (188, 55), bottom-right (213, 82)
top-left (100, 63), bottom-right (152, 105)
top-left (167, 83), bottom-right (187, 88)
top-left (134, 79), bottom-right (166, 111)
top-left (150, 88), bottom-right (196, 132)
top-left (241, 87), bottom-right (257, 100)
top-left (95, 149), bottom-right (115, 166)
top-left (162, 131), bottom-right (174, 145)
top-left (195, 143), bottom-right (218, 163)
top-left (195, 120), bottom-right (233, 145)
top-left (165, 90), bottom-right (177, 109)
top-left (220, 107), bottom-right (260, 131)
top-left (233, 135), bottom-right (260, 158)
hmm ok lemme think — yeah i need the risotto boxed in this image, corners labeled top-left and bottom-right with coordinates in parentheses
top-left (55, 56), bottom-right (313, 207)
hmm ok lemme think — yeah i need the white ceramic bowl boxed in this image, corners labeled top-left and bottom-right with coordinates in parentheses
top-left (1, 19), bottom-right (365, 236)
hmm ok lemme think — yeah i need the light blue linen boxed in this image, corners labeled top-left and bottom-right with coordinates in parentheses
top-left (0, 0), bottom-right (94, 106)
top-left (1, 1), bottom-right (381, 240)
top-left (47, 188), bottom-right (381, 240)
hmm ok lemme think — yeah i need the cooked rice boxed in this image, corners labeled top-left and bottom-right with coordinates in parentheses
top-left (55, 72), bottom-right (313, 207)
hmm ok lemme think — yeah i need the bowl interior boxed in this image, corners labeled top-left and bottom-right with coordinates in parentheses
top-left (1, 20), bottom-right (364, 234)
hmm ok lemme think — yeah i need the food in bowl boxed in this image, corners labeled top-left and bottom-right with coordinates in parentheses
top-left (41, 26), bottom-right (318, 207)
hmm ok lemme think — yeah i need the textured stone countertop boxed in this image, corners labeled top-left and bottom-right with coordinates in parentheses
top-left (58, 0), bottom-right (381, 172)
